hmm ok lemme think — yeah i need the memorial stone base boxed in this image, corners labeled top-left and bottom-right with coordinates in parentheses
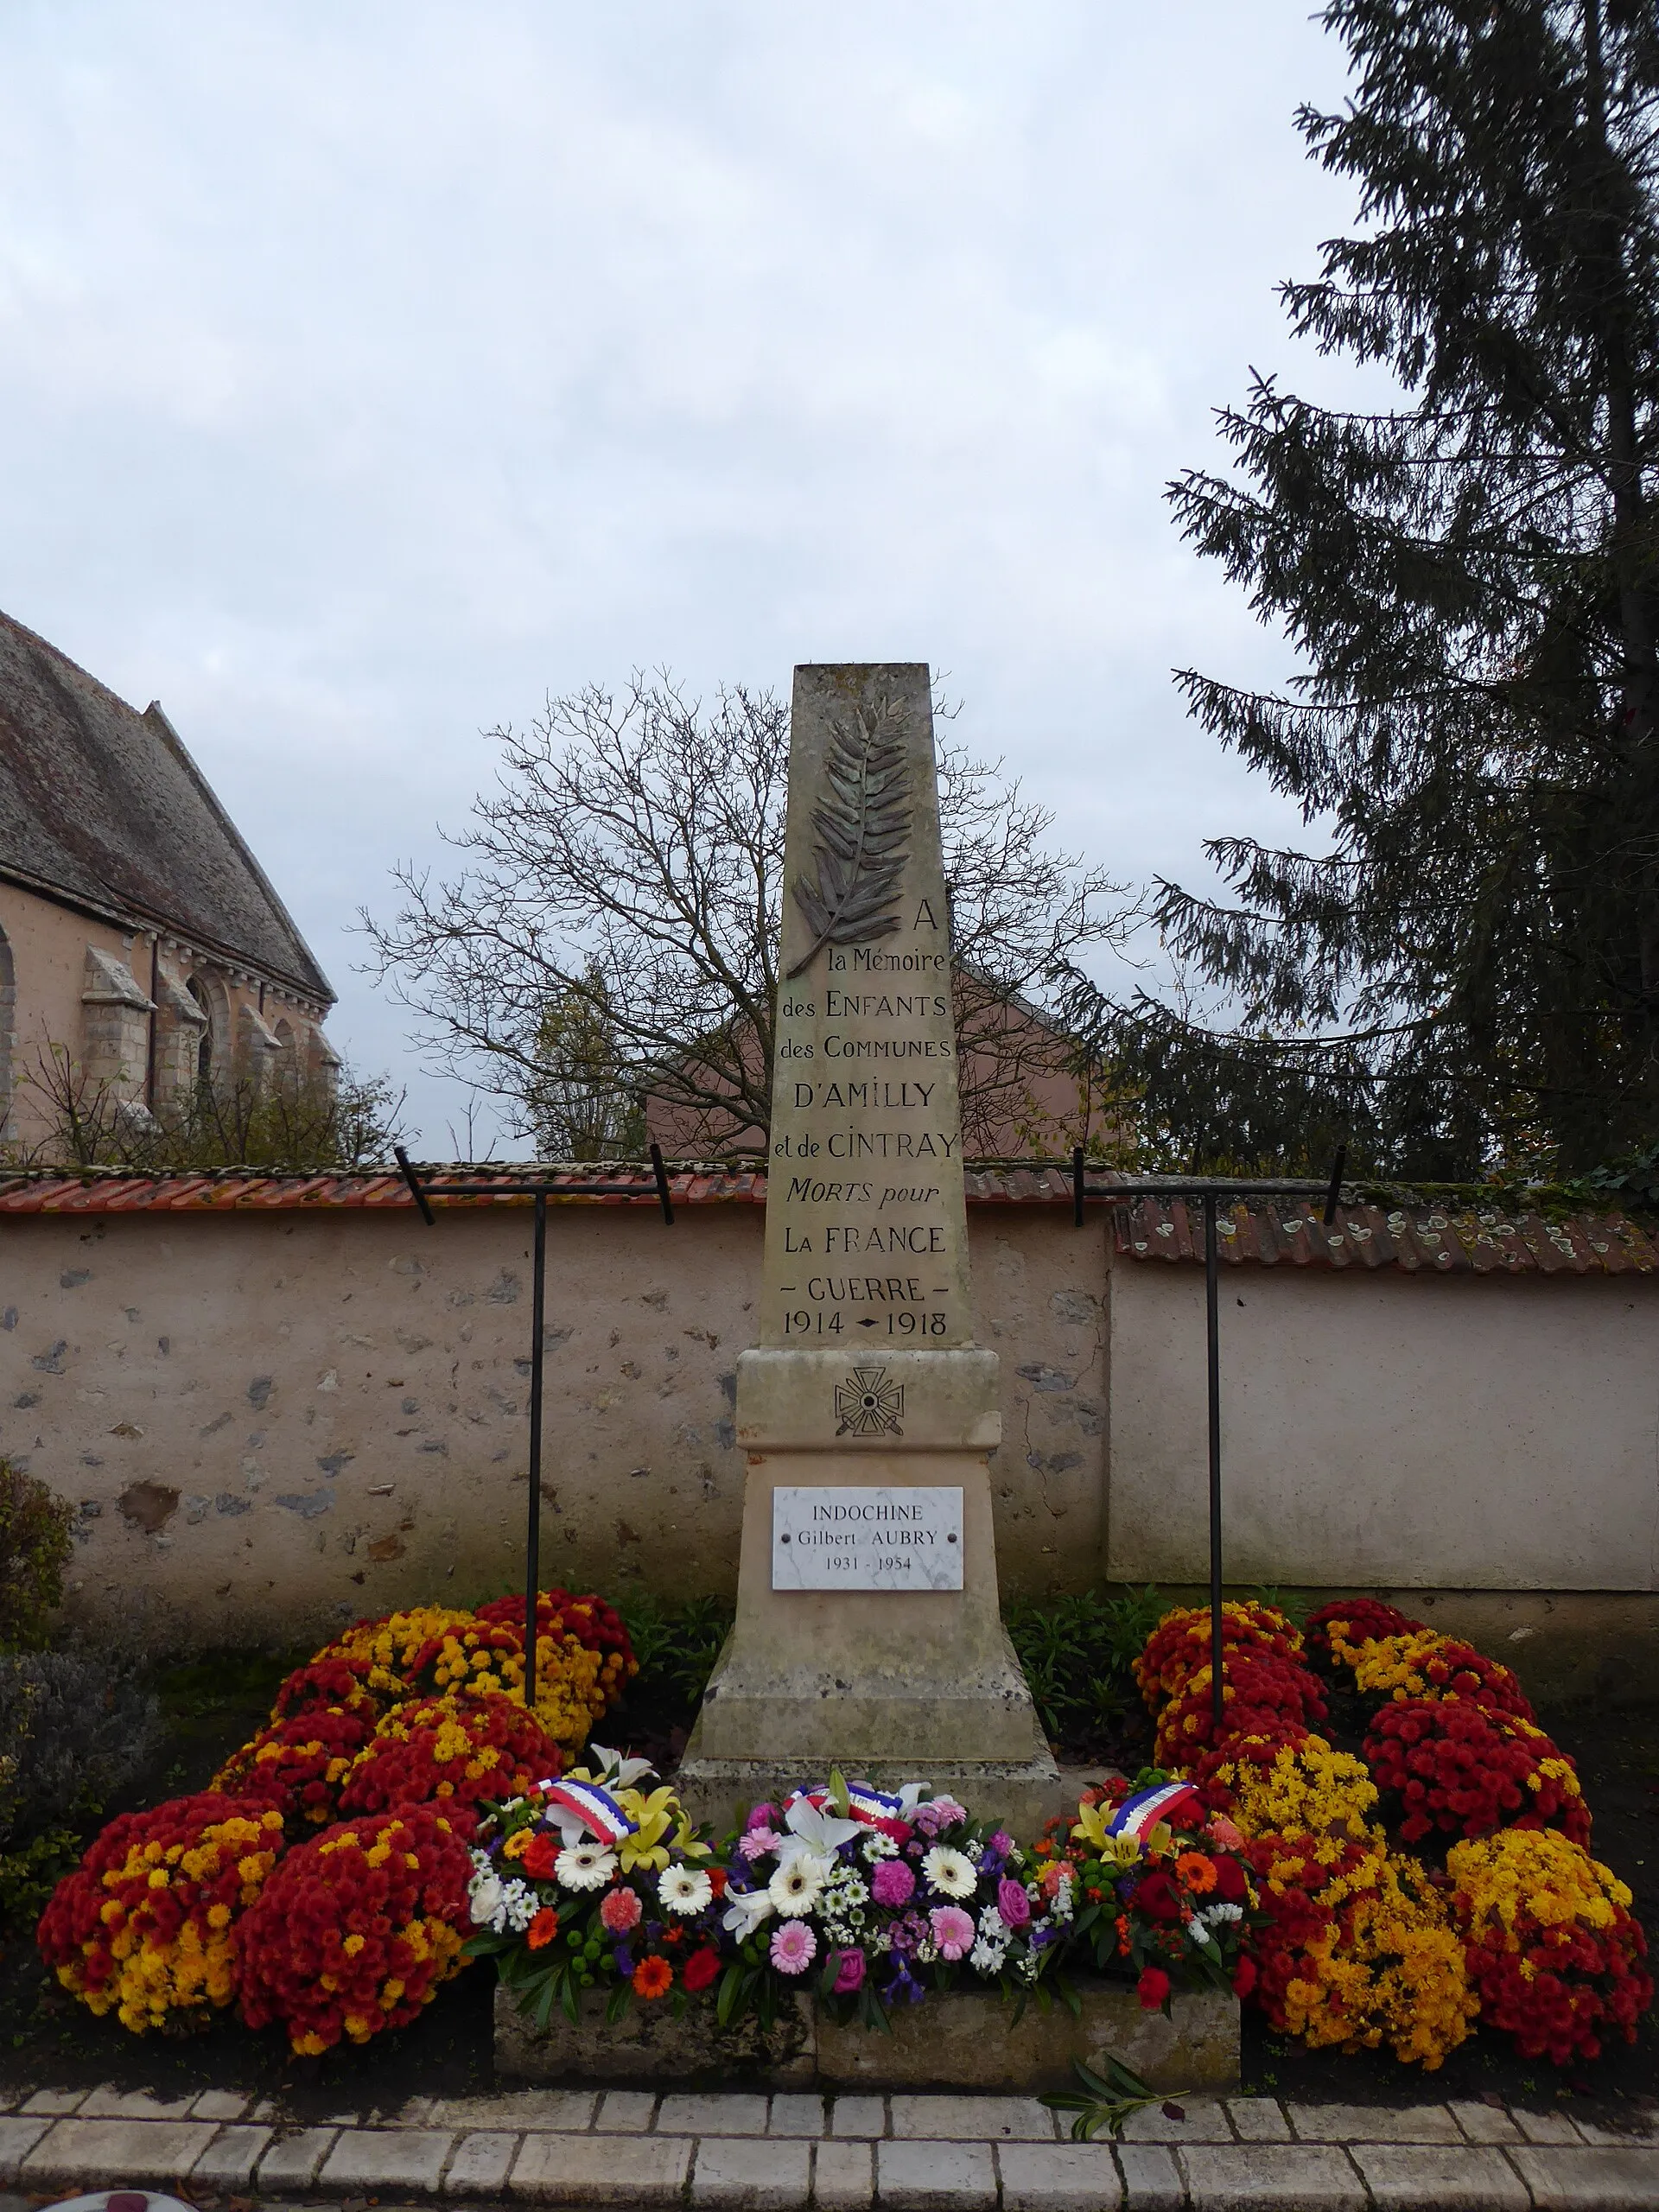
top-left (677, 1347), bottom-right (1062, 1836)
top-left (493, 1979), bottom-right (1242, 2094)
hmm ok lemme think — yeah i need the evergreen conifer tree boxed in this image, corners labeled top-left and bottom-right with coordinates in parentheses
top-left (1077, 0), bottom-right (1659, 1179)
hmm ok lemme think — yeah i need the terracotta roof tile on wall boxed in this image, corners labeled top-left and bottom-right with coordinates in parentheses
top-left (1111, 1195), bottom-right (1658, 1277)
top-left (0, 1162), bottom-right (1652, 1277)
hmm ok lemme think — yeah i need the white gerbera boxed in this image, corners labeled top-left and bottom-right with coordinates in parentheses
top-left (769, 1850), bottom-right (830, 1917)
top-left (658, 1864), bottom-right (715, 1916)
top-left (556, 1841), bottom-right (619, 1891)
top-left (921, 1845), bottom-right (976, 1899)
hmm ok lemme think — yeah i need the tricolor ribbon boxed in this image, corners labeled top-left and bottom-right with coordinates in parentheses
top-left (537, 1779), bottom-right (638, 1847)
top-left (1106, 1780), bottom-right (1204, 1841)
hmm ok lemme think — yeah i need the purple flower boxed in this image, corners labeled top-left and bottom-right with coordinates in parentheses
top-left (930, 1905), bottom-right (975, 1960)
top-left (871, 1858), bottom-right (916, 1907)
top-left (832, 1947), bottom-right (866, 1993)
top-left (746, 1802), bottom-right (779, 1832)
top-left (990, 1831), bottom-right (1014, 1856)
top-left (613, 1945), bottom-right (634, 1976)
top-left (884, 1960), bottom-right (926, 2005)
top-left (771, 1921), bottom-right (817, 1976)
top-left (996, 1878), bottom-right (1033, 1930)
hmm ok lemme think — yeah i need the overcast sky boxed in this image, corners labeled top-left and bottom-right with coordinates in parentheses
top-left (0, 3), bottom-right (1373, 1154)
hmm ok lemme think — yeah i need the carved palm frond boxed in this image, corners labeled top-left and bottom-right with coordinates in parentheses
top-left (786, 701), bottom-right (912, 979)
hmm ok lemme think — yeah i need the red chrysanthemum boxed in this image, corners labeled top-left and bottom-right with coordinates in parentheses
top-left (337, 1691), bottom-right (562, 1840)
top-left (237, 1804), bottom-right (473, 2053)
top-left (1365, 1700), bottom-right (1591, 1848)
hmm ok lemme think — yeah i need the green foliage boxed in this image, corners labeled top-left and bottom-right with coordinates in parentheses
top-left (1586, 1138), bottom-right (1659, 1214)
top-left (1043, 2055), bottom-right (1173, 2141)
top-left (0, 1462), bottom-right (73, 1651)
top-left (1058, 0), bottom-right (1659, 1179)
top-left (0, 1648), bottom-right (161, 1929)
top-left (0, 1650), bottom-right (161, 1844)
top-left (614, 1592), bottom-right (735, 1709)
top-left (1249, 1585), bottom-right (1315, 1630)
top-left (1002, 1587), bottom-right (1163, 1745)
top-left (0, 1827), bottom-right (83, 1930)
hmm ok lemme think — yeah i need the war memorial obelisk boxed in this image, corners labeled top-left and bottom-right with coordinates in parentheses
top-left (680, 663), bottom-right (1059, 1827)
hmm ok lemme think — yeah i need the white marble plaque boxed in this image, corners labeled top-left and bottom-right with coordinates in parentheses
top-left (771, 1485), bottom-right (963, 1591)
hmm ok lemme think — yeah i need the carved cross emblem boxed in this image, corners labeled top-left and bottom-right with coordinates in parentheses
top-left (834, 1365), bottom-right (906, 1437)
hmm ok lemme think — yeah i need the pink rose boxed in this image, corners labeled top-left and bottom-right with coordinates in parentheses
top-left (996, 1878), bottom-right (1032, 1930)
top-left (771, 1921), bottom-right (817, 1976)
top-left (871, 1859), bottom-right (917, 1906)
top-left (600, 1886), bottom-right (642, 1933)
top-left (929, 1904), bottom-right (975, 1960)
top-left (832, 1947), bottom-right (866, 1993)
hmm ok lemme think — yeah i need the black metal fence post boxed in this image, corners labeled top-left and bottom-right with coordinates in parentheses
top-left (1068, 1158), bottom-right (1348, 1743)
top-left (1205, 1193), bottom-right (1224, 1732)
top-left (392, 1149), bottom-right (675, 1718)
top-left (525, 1191), bottom-right (547, 1713)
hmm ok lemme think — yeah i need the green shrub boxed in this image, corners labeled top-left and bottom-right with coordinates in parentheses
top-left (0, 1649), bottom-right (161, 1841)
top-left (0, 1461), bottom-right (74, 1650)
top-left (1003, 1586), bottom-right (1166, 1745)
top-left (614, 1592), bottom-right (734, 1710)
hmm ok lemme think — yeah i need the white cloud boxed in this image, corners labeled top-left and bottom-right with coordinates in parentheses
top-left (0, 0), bottom-right (1374, 1149)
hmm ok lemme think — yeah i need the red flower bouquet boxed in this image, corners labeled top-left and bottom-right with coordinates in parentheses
top-left (1154, 1651), bottom-right (1328, 1767)
top-left (1365, 1700), bottom-right (1591, 1848)
top-left (1135, 1602), bottom-right (1304, 1714)
top-left (238, 1804), bottom-right (473, 2053)
top-left (338, 1691), bottom-right (562, 1839)
top-left (213, 1703), bottom-right (379, 1827)
top-left (1351, 1631), bottom-right (1536, 1722)
top-left (1448, 1831), bottom-right (1652, 2065)
top-left (38, 1793), bottom-right (288, 2033)
top-left (1303, 1599), bottom-right (1422, 1675)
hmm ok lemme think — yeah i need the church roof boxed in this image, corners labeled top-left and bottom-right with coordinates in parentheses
top-left (0, 608), bottom-right (332, 1004)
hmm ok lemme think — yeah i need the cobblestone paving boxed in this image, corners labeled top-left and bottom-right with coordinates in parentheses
top-left (0, 2083), bottom-right (1653, 2207)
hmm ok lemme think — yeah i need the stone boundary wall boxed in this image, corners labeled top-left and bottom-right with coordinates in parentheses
top-left (2, 1192), bottom-right (1656, 1658)
top-left (0, 1202), bottom-right (1109, 1647)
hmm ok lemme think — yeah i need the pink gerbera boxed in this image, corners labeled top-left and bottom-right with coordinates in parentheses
top-left (929, 1904), bottom-right (975, 1960)
top-left (770, 1920), bottom-right (817, 1976)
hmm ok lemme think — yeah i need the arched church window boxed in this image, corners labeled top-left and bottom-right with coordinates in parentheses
top-left (187, 975), bottom-right (213, 1088)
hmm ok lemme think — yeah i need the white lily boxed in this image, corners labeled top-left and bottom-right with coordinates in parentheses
top-left (895, 1783), bottom-right (929, 1813)
top-left (776, 1796), bottom-right (862, 1863)
top-left (575, 1745), bottom-right (658, 1790)
top-left (721, 1885), bottom-right (776, 1939)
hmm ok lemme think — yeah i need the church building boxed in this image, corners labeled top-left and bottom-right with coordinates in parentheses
top-left (0, 610), bottom-right (336, 1154)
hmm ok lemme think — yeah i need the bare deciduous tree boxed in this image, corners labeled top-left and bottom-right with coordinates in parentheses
top-left (360, 675), bottom-right (1132, 1156)
top-left (6, 1046), bottom-right (405, 1173)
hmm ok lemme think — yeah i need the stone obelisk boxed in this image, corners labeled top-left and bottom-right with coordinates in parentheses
top-left (679, 663), bottom-right (1058, 1830)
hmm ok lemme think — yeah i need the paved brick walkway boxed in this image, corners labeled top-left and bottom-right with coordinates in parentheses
top-left (0, 2083), bottom-right (1654, 2208)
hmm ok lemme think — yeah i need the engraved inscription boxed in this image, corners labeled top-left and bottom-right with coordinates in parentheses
top-left (763, 665), bottom-right (972, 1349)
top-left (771, 1484), bottom-right (964, 1591)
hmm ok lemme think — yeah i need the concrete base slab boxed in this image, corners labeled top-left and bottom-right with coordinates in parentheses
top-left (494, 1978), bottom-right (1239, 2094)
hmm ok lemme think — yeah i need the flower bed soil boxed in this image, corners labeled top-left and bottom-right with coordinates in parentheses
top-left (0, 1661), bottom-right (1651, 2124)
